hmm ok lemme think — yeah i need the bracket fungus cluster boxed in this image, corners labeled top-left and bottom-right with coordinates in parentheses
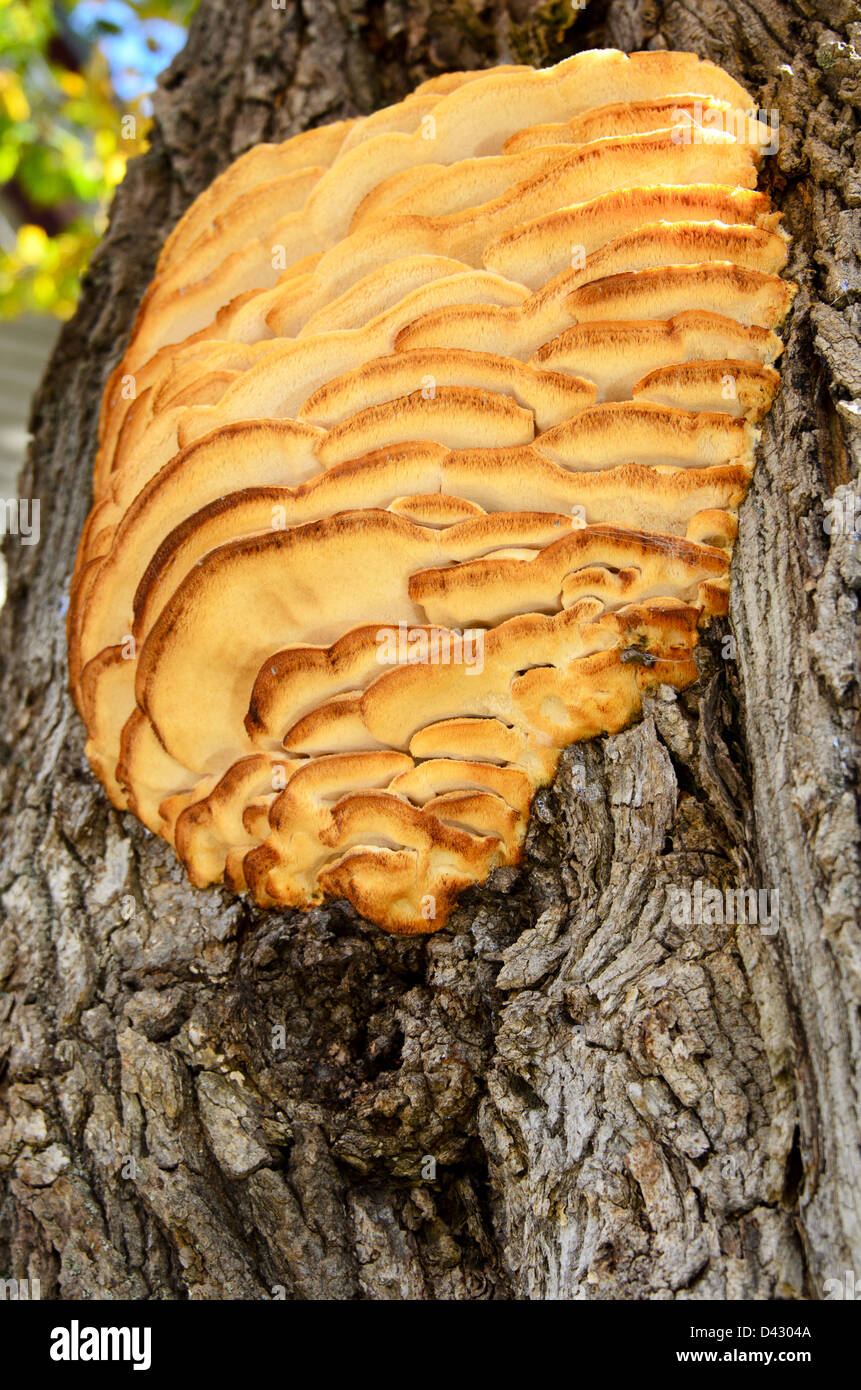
top-left (69, 49), bottom-right (794, 933)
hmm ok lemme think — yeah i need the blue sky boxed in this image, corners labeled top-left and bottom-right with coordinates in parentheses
top-left (67, 0), bottom-right (189, 105)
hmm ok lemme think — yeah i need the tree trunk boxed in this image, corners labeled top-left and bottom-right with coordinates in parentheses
top-left (1, 0), bottom-right (858, 1301)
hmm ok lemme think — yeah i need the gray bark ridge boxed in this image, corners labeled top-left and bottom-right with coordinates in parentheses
top-left (0, 0), bottom-right (858, 1300)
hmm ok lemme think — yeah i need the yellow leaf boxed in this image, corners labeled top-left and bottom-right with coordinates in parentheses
top-left (104, 152), bottom-right (127, 187)
top-left (58, 71), bottom-right (86, 98)
top-left (94, 127), bottom-right (116, 160)
top-left (0, 71), bottom-right (31, 123)
top-left (17, 224), bottom-right (47, 267)
top-left (32, 272), bottom-right (55, 308)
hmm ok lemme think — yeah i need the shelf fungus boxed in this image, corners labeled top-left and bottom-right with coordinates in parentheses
top-left (69, 49), bottom-right (794, 933)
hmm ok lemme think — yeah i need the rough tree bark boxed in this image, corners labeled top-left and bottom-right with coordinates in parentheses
top-left (1, 0), bottom-right (859, 1302)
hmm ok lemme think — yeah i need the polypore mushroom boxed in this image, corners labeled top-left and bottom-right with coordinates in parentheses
top-left (69, 49), bottom-right (793, 932)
